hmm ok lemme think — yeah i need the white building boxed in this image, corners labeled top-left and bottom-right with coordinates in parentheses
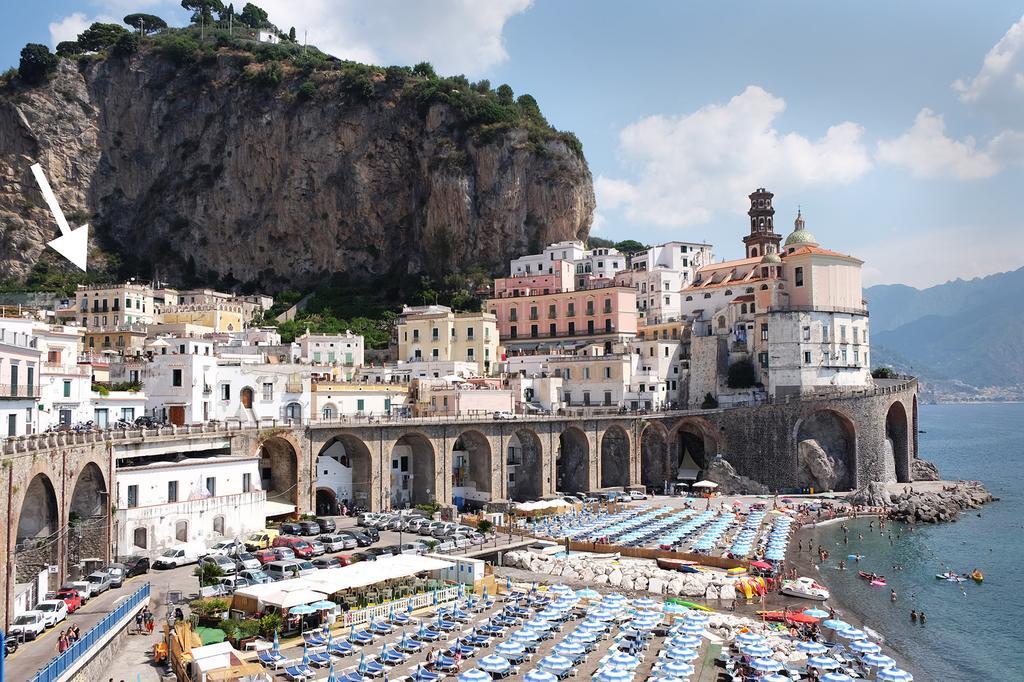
top-left (297, 330), bottom-right (364, 367)
top-left (314, 382), bottom-right (409, 420)
top-left (92, 389), bottom-right (147, 428)
top-left (0, 324), bottom-right (42, 436)
top-left (509, 240), bottom-right (586, 277)
top-left (115, 455), bottom-right (265, 557)
top-left (617, 241), bottom-right (715, 324)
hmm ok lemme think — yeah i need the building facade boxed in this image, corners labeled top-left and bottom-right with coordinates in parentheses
top-left (396, 306), bottom-right (499, 374)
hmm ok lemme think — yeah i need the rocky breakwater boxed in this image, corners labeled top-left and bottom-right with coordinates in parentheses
top-left (887, 481), bottom-right (993, 524)
top-left (503, 551), bottom-right (738, 602)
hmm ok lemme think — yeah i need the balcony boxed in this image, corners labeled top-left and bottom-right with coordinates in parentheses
top-left (43, 362), bottom-right (91, 376)
top-left (0, 384), bottom-right (41, 399)
top-left (286, 382), bottom-right (304, 393)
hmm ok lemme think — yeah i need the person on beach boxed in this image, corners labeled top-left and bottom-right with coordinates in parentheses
top-left (910, 610), bottom-right (917, 622)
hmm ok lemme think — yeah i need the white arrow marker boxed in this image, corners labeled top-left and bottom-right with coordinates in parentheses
top-left (30, 163), bottom-right (89, 272)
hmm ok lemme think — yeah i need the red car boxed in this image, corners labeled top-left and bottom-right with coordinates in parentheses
top-left (54, 589), bottom-right (83, 613)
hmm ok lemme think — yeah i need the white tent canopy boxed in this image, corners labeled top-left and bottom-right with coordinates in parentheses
top-left (515, 499), bottom-right (573, 512)
top-left (692, 480), bottom-right (719, 489)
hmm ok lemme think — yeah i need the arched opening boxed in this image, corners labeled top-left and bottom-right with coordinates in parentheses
top-left (259, 436), bottom-right (299, 510)
top-left (452, 430), bottom-right (492, 511)
top-left (671, 418), bottom-right (718, 484)
top-left (640, 423), bottom-right (670, 493)
top-left (133, 527), bottom-right (148, 549)
top-left (69, 463), bottom-right (108, 569)
top-left (240, 387), bottom-right (254, 409)
top-left (285, 402), bottom-right (302, 422)
top-left (796, 409), bottom-right (857, 491)
top-left (557, 427), bottom-right (590, 494)
top-left (316, 435), bottom-right (373, 510)
top-left (321, 403), bottom-right (337, 421)
top-left (175, 520), bottom-right (189, 542)
top-left (16, 474), bottom-right (60, 592)
top-left (213, 515), bottom-right (225, 535)
top-left (886, 402), bottom-right (910, 483)
top-left (391, 433), bottom-right (436, 508)
top-left (508, 429), bottom-right (542, 502)
top-left (315, 487), bottom-right (338, 516)
top-left (600, 426), bottom-right (630, 489)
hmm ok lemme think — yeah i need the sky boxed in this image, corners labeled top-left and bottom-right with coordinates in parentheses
top-left (4, 1), bottom-right (1024, 289)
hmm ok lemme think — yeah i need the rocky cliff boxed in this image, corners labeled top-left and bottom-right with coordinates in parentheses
top-left (0, 49), bottom-right (594, 290)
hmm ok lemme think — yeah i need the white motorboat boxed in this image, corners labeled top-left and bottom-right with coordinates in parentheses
top-left (780, 576), bottom-right (830, 601)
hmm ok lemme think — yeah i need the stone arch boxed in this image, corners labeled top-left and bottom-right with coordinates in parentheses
top-left (315, 487), bottom-right (338, 516)
top-left (15, 473), bottom-right (60, 588)
top-left (886, 401), bottom-right (911, 483)
top-left (452, 429), bottom-right (492, 510)
top-left (391, 432), bottom-right (437, 507)
top-left (557, 426), bottom-right (590, 494)
top-left (795, 408), bottom-right (858, 491)
top-left (600, 425), bottom-right (631, 488)
top-left (640, 422), bottom-right (670, 492)
top-left (670, 417), bottom-right (719, 481)
top-left (69, 462), bottom-right (108, 569)
top-left (259, 435), bottom-right (300, 509)
top-left (316, 434), bottom-right (373, 510)
top-left (508, 428), bottom-right (543, 502)
top-left (240, 386), bottom-right (255, 409)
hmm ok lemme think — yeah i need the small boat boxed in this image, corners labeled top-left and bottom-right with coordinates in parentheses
top-left (971, 569), bottom-right (984, 583)
top-left (780, 577), bottom-right (830, 601)
top-left (858, 571), bottom-right (886, 586)
top-left (657, 558), bottom-right (700, 574)
top-left (667, 599), bottom-right (714, 612)
top-left (935, 571), bottom-right (966, 583)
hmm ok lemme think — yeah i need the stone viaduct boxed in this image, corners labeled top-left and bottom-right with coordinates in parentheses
top-left (0, 378), bottom-right (917, 627)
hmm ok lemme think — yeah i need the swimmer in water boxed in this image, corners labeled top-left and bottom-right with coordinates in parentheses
top-left (910, 610), bottom-right (917, 622)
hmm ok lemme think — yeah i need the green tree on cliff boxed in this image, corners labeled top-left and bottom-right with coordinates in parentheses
top-left (123, 13), bottom-right (168, 34)
top-left (239, 2), bottom-right (269, 28)
top-left (182, 0), bottom-right (225, 24)
top-left (77, 22), bottom-right (129, 52)
top-left (496, 84), bottom-right (514, 105)
top-left (18, 44), bottom-right (58, 84)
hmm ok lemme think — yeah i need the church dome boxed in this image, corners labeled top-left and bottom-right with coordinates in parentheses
top-left (784, 229), bottom-right (817, 247)
top-left (760, 253), bottom-right (782, 264)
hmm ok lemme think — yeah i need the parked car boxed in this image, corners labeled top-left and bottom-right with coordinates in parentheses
top-left (238, 568), bottom-right (273, 584)
top-left (33, 600), bottom-right (68, 627)
top-left (380, 544), bottom-right (402, 556)
top-left (279, 522), bottom-right (303, 535)
top-left (264, 560), bottom-right (303, 582)
top-left (399, 541), bottom-right (427, 555)
top-left (244, 529), bottom-right (280, 551)
top-left (294, 560), bottom-right (317, 577)
top-left (405, 517), bottom-right (430, 532)
top-left (86, 571), bottom-right (112, 595)
top-left (62, 580), bottom-right (93, 602)
top-left (201, 555), bottom-right (238, 575)
top-left (233, 552), bottom-right (262, 571)
top-left (629, 489), bottom-right (648, 500)
top-left (356, 513), bottom-right (380, 527)
top-left (340, 530), bottom-right (372, 547)
top-left (315, 517), bottom-right (336, 533)
top-left (363, 547), bottom-right (389, 558)
top-left (492, 411), bottom-right (516, 420)
top-left (298, 521), bottom-right (321, 536)
top-left (335, 554), bottom-right (357, 566)
top-left (468, 532), bottom-right (486, 545)
top-left (418, 521), bottom-right (444, 537)
top-left (103, 563), bottom-right (127, 588)
top-left (312, 556), bottom-right (343, 570)
top-left (121, 555), bottom-right (150, 577)
top-left (206, 539), bottom-right (243, 557)
top-left (216, 576), bottom-right (254, 593)
top-left (431, 522), bottom-right (459, 538)
top-left (53, 589), bottom-right (82, 613)
top-left (9, 612), bottom-right (45, 640)
top-left (272, 536), bottom-right (314, 559)
top-left (307, 540), bottom-right (327, 557)
top-left (255, 547), bottom-right (295, 565)
top-left (352, 551), bottom-right (376, 562)
top-left (319, 534), bottom-right (355, 552)
top-left (153, 546), bottom-right (199, 569)
top-left (361, 527), bottom-right (380, 542)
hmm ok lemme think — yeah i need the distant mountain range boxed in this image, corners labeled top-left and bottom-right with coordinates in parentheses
top-left (866, 267), bottom-right (1024, 400)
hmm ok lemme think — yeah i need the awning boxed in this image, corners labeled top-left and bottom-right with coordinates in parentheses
top-left (264, 500), bottom-right (296, 517)
top-left (304, 555), bottom-right (454, 595)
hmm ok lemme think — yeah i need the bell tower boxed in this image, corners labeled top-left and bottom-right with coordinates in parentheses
top-left (742, 187), bottom-right (782, 258)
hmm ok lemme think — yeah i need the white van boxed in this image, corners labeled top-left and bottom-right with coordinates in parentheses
top-left (265, 560), bottom-right (303, 582)
top-left (153, 545), bottom-right (200, 569)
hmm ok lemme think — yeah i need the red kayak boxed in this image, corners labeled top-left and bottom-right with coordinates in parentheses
top-left (858, 571), bottom-right (886, 585)
top-left (757, 610), bottom-right (820, 624)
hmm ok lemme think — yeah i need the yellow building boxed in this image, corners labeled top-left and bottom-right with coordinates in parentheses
top-left (396, 305), bottom-right (500, 375)
top-left (157, 305), bottom-right (245, 333)
top-left (313, 381), bottom-right (409, 419)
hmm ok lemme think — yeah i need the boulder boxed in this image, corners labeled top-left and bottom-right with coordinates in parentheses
top-left (668, 578), bottom-right (683, 595)
top-left (796, 439), bottom-right (846, 491)
top-left (912, 458), bottom-right (941, 481)
top-left (719, 583), bottom-right (736, 601)
top-left (648, 578), bottom-right (665, 594)
top-left (849, 481), bottom-right (891, 508)
top-left (705, 585), bottom-right (719, 600)
top-left (634, 576), bottom-right (648, 591)
top-left (594, 574), bottom-right (609, 584)
top-left (704, 455), bottom-right (770, 495)
top-left (608, 570), bottom-right (622, 587)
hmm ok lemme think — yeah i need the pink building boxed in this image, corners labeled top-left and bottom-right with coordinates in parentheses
top-left (486, 286), bottom-right (638, 343)
top-left (492, 260), bottom-right (575, 298)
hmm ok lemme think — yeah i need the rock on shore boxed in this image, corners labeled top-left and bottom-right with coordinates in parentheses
top-left (911, 457), bottom-right (941, 481)
top-left (704, 456), bottom-right (770, 495)
top-left (888, 481), bottom-right (992, 523)
top-left (503, 551), bottom-right (736, 599)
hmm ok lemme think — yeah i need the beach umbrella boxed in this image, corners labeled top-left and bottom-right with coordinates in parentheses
top-left (682, 611), bottom-right (709, 624)
top-left (734, 631), bottom-right (765, 645)
top-left (807, 656), bottom-right (840, 670)
top-left (457, 670), bottom-right (492, 682)
top-left (759, 676), bottom-right (789, 682)
top-left (796, 640), bottom-right (828, 655)
top-left (676, 621), bottom-right (704, 635)
top-left (656, 659), bottom-right (695, 677)
top-left (327, 662), bottom-right (339, 682)
top-left (849, 639), bottom-right (881, 655)
top-left (740, 643), bottom-right (773, 658)
top-left (822, 619), bottom-right (850, 631)
top-left (478, 655), bottom-right (512, 675)
top-left (663, 646), bottom-right (699, 661)
top-left (606, 651), bottom-right (640, 669)
top-left (594, 668), bottom-right (634, 682)
top-left (632, 597), bottom-right (659, 610)
top-left (577, 588), bottom-right (601, 600)
top-left (554, 641), bottom-right (586, 659)
top-left (820, 674), bottom-right (854, 682)
top-left (838, 628), bottom-right (867, 641)
top-left (290, 604), bottom-right (316, 616)
top-left (358, 652), bottom-right (366, 673)
top-left (496, 641), bottom-right (526, 658)
top-left (875, 668), bottom-right (914, 682)
top-left (663, 602), bottom-right (689, 615)
top-left (803, 608), bottom-right (830, 619)
top-left (749, 658), bottom-right (784, 673)
top-left (272, 630), bottom-right (280, 654)
top-left (311, 600), bottom-right (337, 610)
top-left (668, 634), bottom-right (702, 649)
top-left (863, 653), bottom-right (897, 669)
top-left (524, 671), bottom-right (558, 682)
top-left (538, 654), bottom-right (574, 674)
top-left (302, 647), bottom-right (311, 667)
top-left (507, 576), bottom-right (512, 592)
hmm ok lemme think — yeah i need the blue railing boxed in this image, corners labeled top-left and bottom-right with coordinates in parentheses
top-left (29, 582), bottom-right (150, 682)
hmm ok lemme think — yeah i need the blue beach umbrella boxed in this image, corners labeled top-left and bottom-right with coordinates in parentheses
top-left (863, 653), bottom-right (897, 668)
top-left (291, 604), bottom-right (316, 616)
top-left (538, 654), bottom-right (573, 673)
top-left (875, 668), bottom-right (914, 682)
top-left (849, 639), bottom-right (881, 654)
top-left (358, 652), bottom-right (366, 673)
top-left (838, 627), bottom-right (867, 641)
top-left (272, 630), bottom-right (280, 654)
top-left (734, 631), bottom-right (765, 645)
top-left (749, 658), bottom-right (784, 673)
top-left (796, 640), bottom-right (827, 655)
top-left (523, 670), bottom-right (558, 682)
top-left (327, 662), bottom-right (339, 682)
top-left (496, 641), bottom-right (526, 658)
top-left (656, 659), bottom-right (695, 677)
top-left (820, 674), bottom-right (854, 682)
top-left (606, 651), bottom-right (640, 669)
top-left (807, 656), bottom-right (840, 670)
top-left (676, 620), bottom-right (704, 635)
top-left (594, 668), bottom-right (634, 682)
top-left (457, 670), bottom-right (492, 682)
top-left (554, 641), bottom-right (586, 659)
top-left (663, 646), bottom-right (698, 661)
top-left (803, 608), bottom-right (830, 618)
top-left (663, 602), bottom-right (689, 615)
top-left (740, 643), bottom-right (773, 658)
top-left (822, 619), bottom-right (850, 630)
top-left (478, 655), bottom-right (512, 675)
top-left (302, 647), bottom-right (311, 666)
top-left (577, 588), bottom-right (601, 600)
top-left (668, 634), bottom-right (702, 649)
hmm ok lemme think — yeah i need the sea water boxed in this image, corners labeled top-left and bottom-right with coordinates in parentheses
top-left (810, 403), bottom-right (1024, 681)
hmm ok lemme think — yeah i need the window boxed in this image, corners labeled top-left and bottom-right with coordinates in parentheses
top-left (206, 477), bottom-right (216, 496)
top-left (262, 382), bottom-right (273, 400)
top-left (213, 516), bottom-right (225, 535)
top-left (466, 327), bottom-right (474, 339)
top-left (432, 348), bottom-right (439, 359)
top-left (175, 520), bottom-right (188, 542)
top-left (853, 328), bottom-right (860, 344)
top-left (795, 267), bottom-right (804, 287)
top-left (587, 320), bottom-right (595, 334)
top-left (583, 391), bottom-right (591, 406)
top-left (854, 349), bottom-right (860, 365)
top-left (509, 308), bottom-right (518, 321)
top-left (758, 352), bottom-right (769, 368)
top-left (530, 306), bottom-right (538, 320)
top-left (63, 380), bottom-right (71, 397)
top-left (604, 366), bottom-right (611, 379)
top-left (840, 325), bottom-right (848, 343)
top-left (549, 323), bottom-right (556, 337)
top-left (467, 347), bottom-right (475, 359)
top-left (548, 304), bottom-right (556, 318)
top-left (568, 321), bottom-right (575, 336)
top-left (583, 367), bottom-right (591, 380)
top-left (510, 325), bottom-right (517, 339)
top-left (567, 302), bottom-right (575, 317)
top-left (564, 368), bottom-right (571, 380)
top-left (841, 348), bottom-right (848, 364)
top-left (531, 324), bottom-right (538, 338)
top-left (431, 327), bottom-right (439, 340)
top-left (167, 481), bottom-right (178, 503)
top-left (412, 329), bottom-right (420, 341)
top-left (804, 351), bottom-right (812, 365)
top-left (761, 324), bottom-right (769, 341)
top-left (172, 369), bottom-right (182, 387)
top-left (603, 298), bottom-right (612, 313)
top-left (586, 301), bottom-right (595, 315)
top-left (357, 399), bottom-right (365, 411)
top-left (127, 485), bottom-right (138, 508)
top-left (220, 384), bottom-right (230, 400)
top-left (803, 326), bottom-right (811, 341)
top-left (604, 391), bottom-right (612, 406)
top-left (133, 527), bottom-right (147, 549)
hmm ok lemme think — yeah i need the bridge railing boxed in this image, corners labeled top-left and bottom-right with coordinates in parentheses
top-left (29, 582), bottom-right (149, 682)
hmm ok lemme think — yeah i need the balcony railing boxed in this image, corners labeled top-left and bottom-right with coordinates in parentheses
top-left (767, 304), bottom-right (869, 316)
top-left (0, 384), bottom-right (40, 399)
top-left (286, 382), bottom-right (304, 393)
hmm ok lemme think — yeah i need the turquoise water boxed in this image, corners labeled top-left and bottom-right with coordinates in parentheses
top-left (810, 403), bottom-right (1023, 681)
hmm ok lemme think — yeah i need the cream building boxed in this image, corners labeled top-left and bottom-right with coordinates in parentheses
top-left (313, 381), bottom-right (408, 419)
top-left (297, 330), bottom-right (364, 366)
top-left (55, 282), bottom-right (156, 329)
top-left (396, 305), bottom-right (499, 375)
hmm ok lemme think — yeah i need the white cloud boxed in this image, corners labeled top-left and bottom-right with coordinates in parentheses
top-left (256, 0), bottom-right (533, 76)
top-left (876, 108), bottom-right (1024, 180)
top-left (48, 13), bottom-right (102, 46)
top-left (595, 86), bottom-right (871, 228)
top-left (952, 14), bottom-right (1024, 118)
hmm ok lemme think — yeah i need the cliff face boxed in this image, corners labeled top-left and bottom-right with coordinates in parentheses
top-left (0, 53), bottom-right (594, 289)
